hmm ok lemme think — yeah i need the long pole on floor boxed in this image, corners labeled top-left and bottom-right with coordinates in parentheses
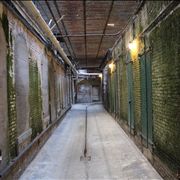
top-left (84, 105), bottom-right (88, 157)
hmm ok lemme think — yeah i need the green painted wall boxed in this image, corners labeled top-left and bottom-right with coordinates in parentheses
top-left (132, 54), bottom-right (141, 131)
top-left (103, 1), bottom-right (180, 175)
top-left (146, 1), bottom-right (171, 24)
top-left (119, 56), bottom-right (128, 122)
top-left (7, 48), bottom-right (18, 158)
top-left (150, 8), bottom-right (180, 170)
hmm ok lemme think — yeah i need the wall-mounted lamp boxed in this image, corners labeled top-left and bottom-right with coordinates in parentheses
top-left (128, 39), bottom-right (139, 60)
top-left (109, 62), bottom-right (115, 73)
top-left (128, 40), bottom-right (138, 51)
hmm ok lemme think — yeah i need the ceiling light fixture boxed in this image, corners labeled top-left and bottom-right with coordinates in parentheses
top-left (107, 23), bottom-right (115, 27)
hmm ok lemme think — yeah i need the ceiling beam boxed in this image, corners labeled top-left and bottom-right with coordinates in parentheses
top-left (53, 0), bottom-right (77, 61)
top-left (83, 0), bottom-right (88, 68)
top-left (95, 0), bottom-right (114, 61)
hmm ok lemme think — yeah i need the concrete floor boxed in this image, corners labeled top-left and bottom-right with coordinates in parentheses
top-left (20, 104), bottom-right (162, 180)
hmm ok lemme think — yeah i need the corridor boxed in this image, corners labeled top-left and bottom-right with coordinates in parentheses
top-left (20, 104), bottom-right (161, 180)
top-left (0, 1), bottom-right (180, 179)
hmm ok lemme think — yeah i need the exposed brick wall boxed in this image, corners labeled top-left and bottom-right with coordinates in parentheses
top-left (7, 43), bottom-right (18, 159)
top-left (115, 61), bottom-right (120, 118)
top-left (119, 56), bottom-right (128, 121)
top-left (1, 12), bottom-right (18, 159)
top-left (0, 17), bottom-right (8, 171)
top-left (48, 61), bottom-right (57, 122)
top-left (103, 1), bottom-right (180, 178)
top-left (132, 56), bottom-right (141, 131)
top-left (146, 1), bottom-right (171, 24)
top-left (76, 78), bottom-right (101, 104)
top-left (150, 7), bottom-right (180, 170)
top-left (110, 71), bottom-right (115, 114)
top-left (0, 4), bottom-right (74, 173)
top-left (29, 59), bottom-right (43, 139)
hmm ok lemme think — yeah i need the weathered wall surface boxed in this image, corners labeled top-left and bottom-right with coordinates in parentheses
top-left (103, 1), bottom-right (180, 179)
top-left (14, 34), bottom-right (31, 152)
top-left (149, 7), bottom-right (180, 171)
top-left (0, 3), bottom-right (73, 173)
top-left (76, 78), bottom-right (101, 103)
top-left (0, 16), bottom-right (8, 171)
top-left (40, 53), bottom-right (50, 129)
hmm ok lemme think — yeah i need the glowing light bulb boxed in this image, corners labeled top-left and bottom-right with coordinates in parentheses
top-left (128, 39), bottom-right (139, 61)
top-left (109, 62), bottom-right (115, 73)
top-left (128, 40), bottom-right (138, 51)
top-left (107, 23), bottom-right (115, 27)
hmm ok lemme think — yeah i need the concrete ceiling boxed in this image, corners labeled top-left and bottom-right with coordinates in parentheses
top-left (34, 0), bottom-right (140, 71)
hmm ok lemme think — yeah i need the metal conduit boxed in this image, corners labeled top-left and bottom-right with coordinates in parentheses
top-left (45, 0), bottom-right (74, 63)
top-left (21, 1), bottom-right (77, 75)
top-left (56, 31), bottom-right (121, 38)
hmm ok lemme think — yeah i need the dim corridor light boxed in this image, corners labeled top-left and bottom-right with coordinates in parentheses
top-left (99, 74), bottom-right (102, 78)
top-left (128, 39), bottom-right (139, 60)
top-left (128, 39), bottom-right (138, 51)
top-left (109, 62), bottom-right (115, 72)
top-left (107, 23), bottom-right (115, 27)
top-left (109, 62), bottom-right (113, 69)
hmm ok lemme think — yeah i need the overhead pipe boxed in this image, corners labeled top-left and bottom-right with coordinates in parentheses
top-left (20, 1), bottom-right (77, 75)
top-left (78, 72), bottom-right (101, 76)
top-left (50, 15), bottom-right (65, 30)
top-left (53, 0), bottom-right (77, 60)
top-left (44, 0), bottom-right (74, 62)
top-left (56, 31), bottom-right (121, 38)
top-left (139, 1), bottom-right (179, 37)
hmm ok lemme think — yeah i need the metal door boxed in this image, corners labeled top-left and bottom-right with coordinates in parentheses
top-left (116, 61), bottom-right (120, 118)
top-left (110, 73), bottom-right (115, 113)
top-left (127, 61), bottom-right (134, 132)
top-left (92, 86), bottom-right (100, 101)
top-left (140, 52), bottom-right (152, 147)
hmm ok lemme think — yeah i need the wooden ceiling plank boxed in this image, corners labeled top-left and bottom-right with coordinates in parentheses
top-left (45, 0), bottom-right (73, 58)
top-left (95, 0), bottom-right (114, 61)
